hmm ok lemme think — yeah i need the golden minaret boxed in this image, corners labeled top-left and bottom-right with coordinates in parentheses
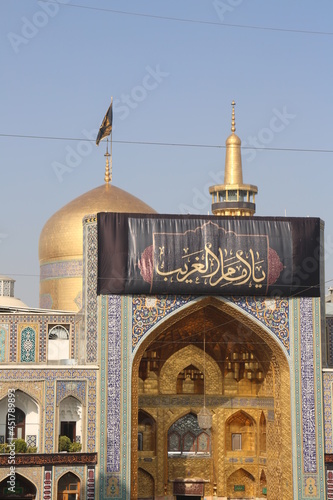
top-left (209, 101), bottom-right (258, 216)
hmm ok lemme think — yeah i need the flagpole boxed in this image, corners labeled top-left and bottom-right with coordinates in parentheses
top-left (97, 97), bottom-right (113, 184)
top-left (104, 138), bottom-right (110, 184)
top-left (110, 117), bottom-right (113, 184)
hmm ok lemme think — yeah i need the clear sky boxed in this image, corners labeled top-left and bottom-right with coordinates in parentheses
top-left (1, 0), bottom-right (333, 307)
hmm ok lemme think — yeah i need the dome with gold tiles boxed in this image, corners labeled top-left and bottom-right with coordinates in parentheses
top-left (39, 183), bottom-right (156, 311)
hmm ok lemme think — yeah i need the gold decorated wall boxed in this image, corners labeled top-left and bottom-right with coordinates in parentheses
top-left (131, 298), bottom-right (292, 499)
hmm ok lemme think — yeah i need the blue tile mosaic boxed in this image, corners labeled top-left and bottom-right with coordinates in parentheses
top-left (26, 435), bottom-right (36, 447)
top-left (323, 373), bottom-right (333, 453)
top-left (107, 295), bottom-right (121, 473)
top-left (231, 297), bottom-right (290, 353)
top-left (86, 223), bottom-right (98, 363)
top-left (40, 260), bottom-right (82, 280)
top-left (132, 295), bottom-right (192, 349)
top-left (56, 380), bottom-right (86, 405)
top-left (300, 297), bottom-right (316, 474)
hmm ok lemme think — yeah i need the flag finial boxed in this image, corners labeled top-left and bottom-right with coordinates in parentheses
top-left (104, 138), bottom-right (112, 184)
top-left (97, 98), bottom-right (113, 184)
top-left (231, 100), bottom-right (236, 133)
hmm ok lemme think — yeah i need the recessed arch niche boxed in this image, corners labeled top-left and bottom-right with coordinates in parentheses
top-left (0, 473), bottom-right (37, 499)
top-left (131, 296), bottom-right (292, 499)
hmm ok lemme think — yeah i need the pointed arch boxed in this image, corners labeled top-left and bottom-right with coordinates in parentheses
top-left (57, 471), bottom-right (81, 500)
top-left (167, 412), bottom-right (211, 456)
top-left (0, 390), bottom-right (40, 450)
top-left (227, 468), bottom-right (255, 498)
top-left (226, 410), bottom-right (256, 453)
top-left (159, 344), bottom-right (222, 394)
top-left (226, 409), bottom-right (256, 427)
top-left (57, 392), bottom-right (85, 407)
top-left (58, 396), bottom-right (82, 448)
top-left (138, 410), bottom-right (156, 453)
top-left (260, 411), bottom-right (267, 453)
top-left (0, 473), bottom-right (37, 499)
top-left (131, 295), bottom-right (292, 498)
top-left (48, 324), bottom-right (70, 361)
top-left (6, 407), bottom-right (25, 440)
top-left (138, 468), bottom-right (154, 499)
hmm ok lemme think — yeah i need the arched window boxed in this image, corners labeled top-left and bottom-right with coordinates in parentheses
top-left (176, 365), bottom-right (204, 394)
top-left (259, 412), bottom-right (266, 453)
top-left (59, 396), bottom-right (82, 448)
top-left (138, 410), bottom-right (156, 453)
top-left (6, 407), bottom-right (25, 441)
top-left (168, 432), bottom-right (181, 453)
top-left (138, 432), bottom-right (143, 451)
top-left (183, 431), bottom-right (196, 452)
top-left (48, 325), bottom-right (70, 361)
top-left (0, 391), bottom-right (39, 450)
top-left (49, 325), bottom-right (69, 340)
top-left (168, 413), bottom-right (211, 456)
top-left (225, 411), bottom-right (256, 453)
top-left (57, 472), bottom-right (80, 500)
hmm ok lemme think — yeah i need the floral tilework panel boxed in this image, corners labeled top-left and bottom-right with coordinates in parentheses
top-left (20, 327), bottom-right (36, 362)
top-left (132, 295), bottom-right (192, 349)
top-left (231, 297), bottom-right (290, 353)
top-left (56, 380), bottom-right (86, 405)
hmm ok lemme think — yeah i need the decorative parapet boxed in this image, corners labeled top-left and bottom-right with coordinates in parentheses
top-left (0, 452), bottom-right (97, 467)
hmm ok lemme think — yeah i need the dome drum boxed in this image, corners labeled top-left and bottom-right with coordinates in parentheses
top-left (211, 201), bottom-right (256, 213)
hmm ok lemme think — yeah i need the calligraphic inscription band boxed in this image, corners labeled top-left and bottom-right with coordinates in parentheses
top-left (97, 214), bottom-right (321, 298)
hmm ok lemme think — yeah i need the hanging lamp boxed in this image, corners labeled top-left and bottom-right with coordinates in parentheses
top-left (197, 327), bottom-right (212, 429)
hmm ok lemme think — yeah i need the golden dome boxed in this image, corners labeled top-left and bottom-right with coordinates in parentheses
top-left (225, 132), bottom-right (241, 146)
top-left (39, 183), bottom-right (156, 263)
top-left (39, 183), bottom-right (156, 310)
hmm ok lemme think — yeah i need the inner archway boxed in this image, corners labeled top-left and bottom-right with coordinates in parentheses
top-left (57, 472), bottom-right (80, 500)
top-left (131, 297), bottom-right (292, 499)
top-left (0, 473), bottom-right (37, 499)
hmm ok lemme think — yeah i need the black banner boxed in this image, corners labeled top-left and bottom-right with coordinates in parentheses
top-left (97, 214), bottom-right (322, 297)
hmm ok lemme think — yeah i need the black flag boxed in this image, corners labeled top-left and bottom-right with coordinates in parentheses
top-left (96, 101), bottom-right (113, 145)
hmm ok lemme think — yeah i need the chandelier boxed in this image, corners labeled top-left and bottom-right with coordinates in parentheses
top-left (197, 328), bottom-right (212, 429)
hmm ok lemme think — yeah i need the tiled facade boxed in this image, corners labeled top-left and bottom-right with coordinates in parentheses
top-left (80, 215), bottom-right (326, 499)
top-left (0, 215), bottom-right (328, 499)
top-left (0, 304), bottom-right (96, 498)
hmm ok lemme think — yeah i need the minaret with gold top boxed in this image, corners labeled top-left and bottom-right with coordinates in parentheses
top-left (209, 101), bottom-right (258, 216)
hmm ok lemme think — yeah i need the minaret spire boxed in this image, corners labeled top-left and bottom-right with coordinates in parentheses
top-left (224, 101), bottom-right (243, 186)
top-left (231, 100), bottom-right (236, 133)
top-left (209, 101), bottom-right (258, 216)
